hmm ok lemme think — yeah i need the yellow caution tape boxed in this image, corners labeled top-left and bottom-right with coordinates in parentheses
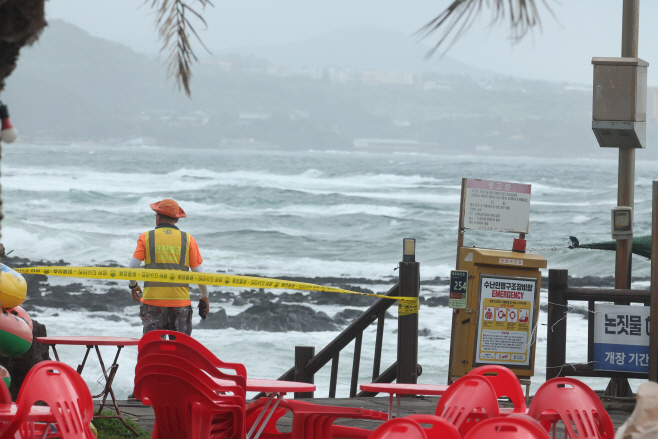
top-left (15, 266), bottom-right (419, 314)
top-left (398, 299), bottom-right (420, 316)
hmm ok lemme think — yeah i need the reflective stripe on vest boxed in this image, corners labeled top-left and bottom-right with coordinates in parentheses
top-left (142, 227), bottom-right (191, 304)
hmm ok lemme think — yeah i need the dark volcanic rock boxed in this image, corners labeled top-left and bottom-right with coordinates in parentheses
top-left (425, 295), bottom-right (450, 307)
top-left (333, 309), bottom-right (364, 325)
top-left (311, 286), bottom-right (378, 307)
top-left (21, 286), bottom-right (134, 312)
top-left (197, 302), bottom-right (338, 332)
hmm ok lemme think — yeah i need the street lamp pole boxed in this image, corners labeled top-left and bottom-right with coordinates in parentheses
top-left (607, 0), bottom-right (639, 398)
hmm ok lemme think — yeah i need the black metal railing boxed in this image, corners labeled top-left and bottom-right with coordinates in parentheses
top-left (263, 282), bottom-right (400, 399)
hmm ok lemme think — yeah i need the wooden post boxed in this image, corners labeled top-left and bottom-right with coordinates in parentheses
top-left (447, 178), bottom-right (467, 384)
top-left (650, 181), bottom-right (658, 381)
top-left (397, 257), bottom-right (420, 384)
top-left (293, 346), bottom-right (314, 398)
top-left (546, 269), bottom-right (568, 380)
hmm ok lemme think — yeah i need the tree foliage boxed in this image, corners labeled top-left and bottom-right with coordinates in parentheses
top-left (417, 0), bottom-right (555, 56)
top-left (147, 0), bottom-right (213, 97)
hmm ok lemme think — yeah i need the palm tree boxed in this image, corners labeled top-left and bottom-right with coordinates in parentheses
top-left (418, 0), bottom-right (552, 56)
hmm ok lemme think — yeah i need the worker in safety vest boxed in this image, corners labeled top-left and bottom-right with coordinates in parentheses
top-left (128, 199), bottom-right (209, 335)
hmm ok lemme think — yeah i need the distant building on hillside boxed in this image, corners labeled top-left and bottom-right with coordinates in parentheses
top-left (353, 138), bottom-right (438, 152)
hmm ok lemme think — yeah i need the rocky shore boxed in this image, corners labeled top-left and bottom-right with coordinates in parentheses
top-left (5, 256), bottom-right (646, 334)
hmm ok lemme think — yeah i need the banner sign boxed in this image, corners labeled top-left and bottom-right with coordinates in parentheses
top-left (475, 274), bottom-right (537, 367)
top-left (594, 304), bottom-right (650, 373)
top-left (449, 270), bottom-right (468, 309)
top-left (463, 179), bottom-right (531, 233)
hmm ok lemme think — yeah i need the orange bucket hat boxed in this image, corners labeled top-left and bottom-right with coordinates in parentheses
top-left (150, 199), bottom-right (187, 218)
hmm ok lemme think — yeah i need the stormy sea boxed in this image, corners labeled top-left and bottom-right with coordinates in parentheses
top-left (2, 143), bottom-right (656, 398)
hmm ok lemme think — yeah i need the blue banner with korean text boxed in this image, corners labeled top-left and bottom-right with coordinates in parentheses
top-left (593, 304), bottom-right (650, 373)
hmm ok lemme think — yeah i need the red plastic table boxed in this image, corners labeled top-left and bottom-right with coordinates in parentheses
top-left (36, 336), bottom-right (140, 434)
top-left (360, 383), bottom-right (449, 419)
top-left (243, 379), bottom-right (315, 439)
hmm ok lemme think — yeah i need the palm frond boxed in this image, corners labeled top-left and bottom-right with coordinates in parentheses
top-left (417, 0), bottom-right (555, 57)
top-left (147, 0), bottom-right (213, 96)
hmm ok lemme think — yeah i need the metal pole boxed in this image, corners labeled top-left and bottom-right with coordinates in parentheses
top-left (607, 0), bottom-right (639, 397)
top-left (615, 0), bottom-right (639, 291)
top-left (649, 181), bottom-right (658, 381)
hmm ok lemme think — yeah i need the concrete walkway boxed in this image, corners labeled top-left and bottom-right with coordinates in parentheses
top-left (101, 393), bottom-right (637, 434)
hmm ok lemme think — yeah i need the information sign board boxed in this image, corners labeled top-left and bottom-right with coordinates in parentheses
top-left (475, 274), bottom-right (537, 367)
top-left (593, 304), bottom-right (650, 373)
top-left (463, 179), bottom-right (531, 233)
top-left (449, 270), bottom-right (468, 309)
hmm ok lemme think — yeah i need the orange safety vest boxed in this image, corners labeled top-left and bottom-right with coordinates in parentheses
top-left (142, 226), bottom-right (192, 307)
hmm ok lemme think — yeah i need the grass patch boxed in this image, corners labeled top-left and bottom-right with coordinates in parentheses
top-left (93, 411), bottom-right (151, 439)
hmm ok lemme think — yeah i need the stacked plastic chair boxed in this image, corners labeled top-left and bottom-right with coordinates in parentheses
top-left (0, 361), bottom-right (95, 439)
top-left (410, 374), bottom-right (499, 436)
top-left (467, 365), bottom-right (527, 415)
top-left (244, 399), bottom-right (388, 439)
top-left (136, 331), bottom-right (248, 439)
top-left (528, 377), bottom-right (615, 439)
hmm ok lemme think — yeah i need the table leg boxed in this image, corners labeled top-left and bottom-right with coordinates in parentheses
top-left (247, 393), bottom-right (276, 439)
top-left (76, 346), bottom-right (92, 374)
top-left (90, 345), bottom-right (139, 437)
top-left (388, 394), bottom-right (393, 420)
top-left (252, 393), bottom-right (284, 439)
top-left (50, 346), bottom-right (60, 362)
top-left (396, 394), bottom-right (401, 418)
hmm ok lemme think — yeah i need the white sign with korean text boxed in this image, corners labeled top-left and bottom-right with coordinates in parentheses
top-left (463, 179), bottom-right (531, 233)
top-left (594, 304), bottom-right (650, 373)
top-left (475, 275), bottom-right (537, 367)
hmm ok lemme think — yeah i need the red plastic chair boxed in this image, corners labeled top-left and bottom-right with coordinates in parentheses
top-left (135, 353), bottom-right (247, 393)
top-left (463, 416), bottom-right (551, 438)
top-left (528, 377), bottom-right (614, 439)
top-left (135, 372), bottom-right (245, 439)
top-left (0, 361), bottom-right (95, 439)
top-left (139, 330), bottom-right (247, 378)
top-left (403, 414), bottom-right (461, 439)
top-left (136, 363), bottom-right (246, 402)
top-left (467, 365), bottom-right (527, 414)
top-left (433, 375), bottom-right (499, 435)
top-left (368, 418), bottom-right (428, 439)
top-left (245, 398), bottom-right (387, 439)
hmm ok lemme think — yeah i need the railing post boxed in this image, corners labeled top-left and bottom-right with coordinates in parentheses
top-left (650, 180), bottom-right (658, 382)
top-left (397, 238), bottom-right (420, 384)
top-left (294, 346), bottom-right (315, 398)
top-left (546, 269), bottom-right (568, 380)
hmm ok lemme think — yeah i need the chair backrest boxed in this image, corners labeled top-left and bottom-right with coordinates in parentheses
top-left (135, 372), bottom-right (244, 439)
top-left (529, 377), bottom-right (615, 439)
top-left (435, 375), bottom-right (500, 435)
top-left (139, 330), bottom-right (247, 378)
top-left (405, 414), bottom-right (461, 439)
top-left (136, 362), bottom-right (246, 401)
top-left (467, 365), bottom-right (527, 413)
top-left (0, 361), bottom-right (94, 439)
top-left (136, 352), bottom-right (247, 390)
top-left (369, 418), bottom-right (428, 439)
top-left (463, 416), bottom-right (551, 439)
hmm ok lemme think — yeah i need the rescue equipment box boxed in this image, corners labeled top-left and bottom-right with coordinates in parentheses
top-left (449, 247), bottom-right (547, 381)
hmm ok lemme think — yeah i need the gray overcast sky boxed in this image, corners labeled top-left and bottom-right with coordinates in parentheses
top-left (46, 1), bottom-right (658, 85)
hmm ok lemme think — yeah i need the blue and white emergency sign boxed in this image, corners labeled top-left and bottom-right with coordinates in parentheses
top-left (594, 304), bottom-right (650, 373)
